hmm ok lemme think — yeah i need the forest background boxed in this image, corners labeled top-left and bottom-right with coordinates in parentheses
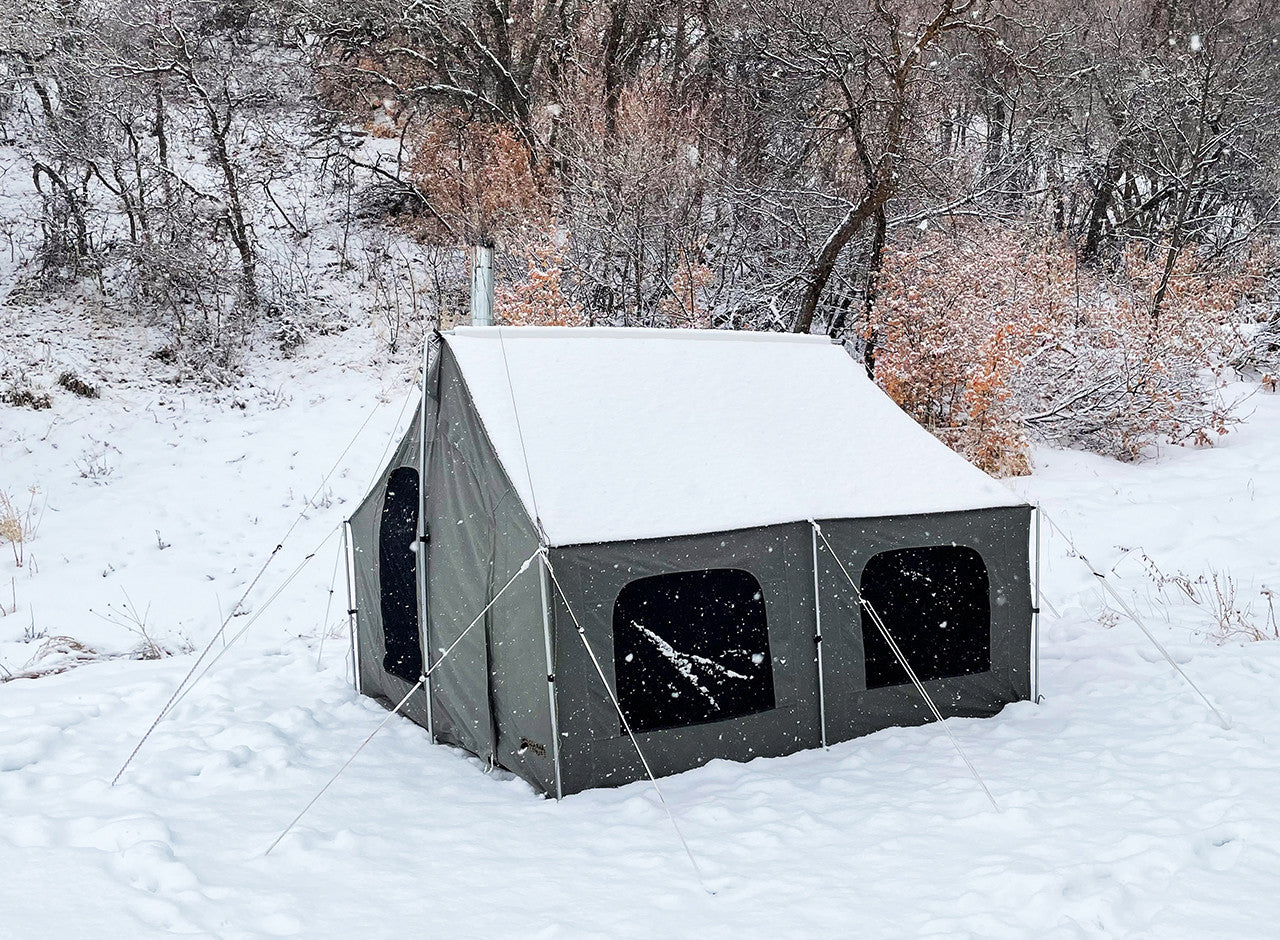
top-left (3, 0), bottom-right (1279, 472)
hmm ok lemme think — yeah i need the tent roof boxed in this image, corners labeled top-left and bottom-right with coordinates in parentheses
top-left (442, 327), bottom-right (1025, 546)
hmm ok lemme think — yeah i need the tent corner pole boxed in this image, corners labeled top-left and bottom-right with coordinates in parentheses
top-left (538, 548), bottom-right (564, 800)
top-left (343, 520), bottom-right (359, 693)
top-left (1032, 504), bottom-right (1042, 704)
top-left (809, 523), bottom-right (829, 749)
top-left (418, 337), bottom-right (434, 740)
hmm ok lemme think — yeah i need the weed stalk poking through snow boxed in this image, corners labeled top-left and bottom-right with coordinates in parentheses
top-left (0, 487), bottom-right (43, 568)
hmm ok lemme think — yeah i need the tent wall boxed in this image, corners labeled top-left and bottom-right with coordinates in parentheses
top-left (421, 344), bottom-right (549, 791)
top-left (546, 523), bottom-right (823, 795)
top-left (348, 396), bottom-right (429, 728)
top-left (350, 342), bottom-right (557, 794)
top-left (544, 508), bottom-right (1032, 795)
top-left (814, 506), bottom-right (1033, 743)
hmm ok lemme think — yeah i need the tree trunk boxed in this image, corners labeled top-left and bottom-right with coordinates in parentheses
top-left (791, 196), bottom-right (879, 334)
top-left (1081, 157), bottom-right (1120, 262)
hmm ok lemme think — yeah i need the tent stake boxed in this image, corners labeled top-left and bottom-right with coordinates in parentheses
top-left (537, 551), bottom-right (564, 800)
top-left (810, 525), bottom-right (829, 749)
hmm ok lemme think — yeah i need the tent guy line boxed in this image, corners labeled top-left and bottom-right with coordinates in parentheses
top-left (501, 324), bottom-right (713, 893)
top-left (1035, 506), bottom-right (1231, 730)
top-left (361, 376), bottom-right (419, 496)
top-left (112, 394), bottom-right (392, 786)
top-left (265, 673), bottom-right (426, 858)
top-left (266, 550), bottom-right (541, 856)
top-left (496, 325), bottom-right (544, 535)
top-left (164, 524), bottom-right (343, 719)
top-left (315, 527), bottom-right (348, 669)
top-left (809, 520), bottom-right (1002, 813)
top-left (539, 548), bottom-right (712, 895)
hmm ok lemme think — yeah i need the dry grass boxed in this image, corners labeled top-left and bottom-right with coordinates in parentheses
top-left (1, 600), bottom-right (193, 683)
top-left (90, 591), bottom-right (190, 661)
top-left (0, 487), bottom-right (42, 568)
top-left (1139, 552), bottom-right (1279, 643)
top-left (0, 384), bottom-right (52, 409)
top-left (56, 371), bottom-right (99, 399)
top-left (0, 636), bottom-right (106, 682)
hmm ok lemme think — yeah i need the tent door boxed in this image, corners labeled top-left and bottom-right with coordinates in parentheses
top-left (378, 466), bottom-right (423, 683)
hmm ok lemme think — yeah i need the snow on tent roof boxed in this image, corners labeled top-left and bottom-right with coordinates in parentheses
top-left (443, 327), bottom-right (1025, 546)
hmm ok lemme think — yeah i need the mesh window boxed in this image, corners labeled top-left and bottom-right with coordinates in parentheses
top-left (612, 569), bottom-right (775, 733)
top-left (379, 466), bottom-right (422, 683)
top-left (860, 546), bottom-right (991, 689)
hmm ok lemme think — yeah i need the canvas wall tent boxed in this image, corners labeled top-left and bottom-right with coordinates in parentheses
top-left (346, 326), bottom-right (1036, 798)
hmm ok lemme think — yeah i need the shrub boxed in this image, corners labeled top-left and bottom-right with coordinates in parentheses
top-left (1, 378), bottom-right (53, 410)
top-left (407, 114), bottom-right (552, 246)
top-left (869, 224), bottom-right (1262, 472)
top-left (496, 237), bottom-right (587, 327)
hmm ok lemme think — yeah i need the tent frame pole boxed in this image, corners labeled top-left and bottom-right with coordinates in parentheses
top-left (417, 337), bottom-right (434, 739)
top-left (810, 525), bottom-right (829, 749)
top-left (343, 520), bottom-right (360, 693)
top-left (538, 550), bottom-right (564, 800)
top-left (1032, 505), bottom-right (1041, 703)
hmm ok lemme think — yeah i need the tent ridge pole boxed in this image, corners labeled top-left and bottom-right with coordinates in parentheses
top-left (537, 547), bottom-right (564, 800)
top-left (810, 523), bottom-right (829, 749)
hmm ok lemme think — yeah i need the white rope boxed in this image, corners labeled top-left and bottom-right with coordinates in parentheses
top-left (114, 395), bottom-right (392, 786)
top-left (539, 550), bottom-right (713, 895)
top-left (265, 550), bottom-right (540, 855)
top-left (809, 521), bottom-right (1001, 812)
top-left (1037, 508), bottom-right (1230, 730)
top-left (360, 378), bottom-right (418, 494)
top-left (164, 525), bottom-right (341, 718)
top-left (316, 526), bottom-right (347, 669)
top-left (265, 675), bottom-right (424, 856)
top-left (488, 326), bottom-right (706, 888)
top-left (495, 325), bottom-right (542, 532)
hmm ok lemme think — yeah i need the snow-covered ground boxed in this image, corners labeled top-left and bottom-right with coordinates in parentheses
top-left (2, 311), bottom-right (1279, 936)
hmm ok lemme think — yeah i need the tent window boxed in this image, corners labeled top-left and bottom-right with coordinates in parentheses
top-left (612, 569), bottom-right (775, 734)
top-left (860, 546), bottom-right (991, 689)
top-left (379, 466), bottom-right (422, 683)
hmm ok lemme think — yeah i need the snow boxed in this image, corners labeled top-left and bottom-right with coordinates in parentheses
top-left (3, 309), bottom-right (1280, 935)
top-left (626, 619), bottom-right (751, 706)
top-left (444, 326), bottom-right (1024, 545)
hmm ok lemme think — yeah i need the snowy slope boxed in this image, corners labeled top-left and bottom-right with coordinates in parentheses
top-left (2, 318), bottom-right (1280, 937)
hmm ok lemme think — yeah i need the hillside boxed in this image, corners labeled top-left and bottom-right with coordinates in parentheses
top-left (2, 308), bottom-right (1278, 935)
